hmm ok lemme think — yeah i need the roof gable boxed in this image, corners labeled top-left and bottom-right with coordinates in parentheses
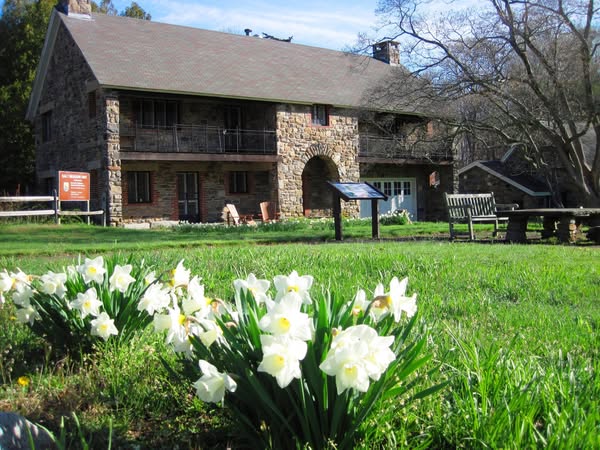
top-left (459, 161), bottom-right (551, 196)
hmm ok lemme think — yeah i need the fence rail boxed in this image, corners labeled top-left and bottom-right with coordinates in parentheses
top-left (0, 194), bottom-right (105, 225)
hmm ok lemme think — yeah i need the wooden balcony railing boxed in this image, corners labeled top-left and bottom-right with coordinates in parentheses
top-left (120, 124), bottom-right (277, 155)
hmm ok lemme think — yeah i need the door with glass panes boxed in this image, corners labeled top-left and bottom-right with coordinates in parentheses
top-left (177, 172), bottom-right (199, 222)
top-left (360, 178), bottom-right (416, 220)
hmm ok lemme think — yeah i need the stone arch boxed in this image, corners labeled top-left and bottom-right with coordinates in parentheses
top-left (301, 155), bottom-right (339, 217)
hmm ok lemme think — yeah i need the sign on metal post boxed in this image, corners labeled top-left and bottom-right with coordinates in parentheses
top-left (328, 182), bottom-right (387, 240)
top-left (58, 171), bottom-right (90, 201)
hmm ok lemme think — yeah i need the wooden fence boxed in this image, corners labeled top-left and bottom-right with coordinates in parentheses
top-left (0, 193), bottom-right (105, 226)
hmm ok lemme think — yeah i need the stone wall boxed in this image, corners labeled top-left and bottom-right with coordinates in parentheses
top-left (276, 104), bottom-right (360, 217)
top-left (34, 22), bottom-right (111, 217)
top-left (120, 161), bottom-right (276, 223)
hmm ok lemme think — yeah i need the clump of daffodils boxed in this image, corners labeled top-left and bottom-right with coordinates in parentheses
top-left (146, 262), bottom-right (424, 449)
top-left (0, 256), bottom-right (155, 352)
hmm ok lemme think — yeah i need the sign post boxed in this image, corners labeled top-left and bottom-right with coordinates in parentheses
top-left (328, 182), bottom-right (387, 240)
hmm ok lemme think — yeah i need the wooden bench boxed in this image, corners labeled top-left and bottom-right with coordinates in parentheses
top-left (444, 192), bottom-right (518, 241)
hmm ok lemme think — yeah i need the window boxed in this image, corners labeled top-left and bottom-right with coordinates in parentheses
top-left (229, 171), bottom-right (249, 194)
top-left (127, 171), bottom-right (151, 203)
top-left (311, 104), bottom-right (329, 126)
top-left (403, 181), bottom-right (411, 195)
top-left (88, 92), bottom-right (96, 119)
top-left (41, 111), bottom-right (52, 142)
top-left (133, 100), bottom-right (178, 128)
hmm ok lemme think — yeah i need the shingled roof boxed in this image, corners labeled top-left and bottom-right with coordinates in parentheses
top-left (28, 10), bottom-right (408, 119)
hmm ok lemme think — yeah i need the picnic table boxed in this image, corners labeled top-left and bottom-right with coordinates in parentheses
top-left (503, 208), bottom-right (600, 243)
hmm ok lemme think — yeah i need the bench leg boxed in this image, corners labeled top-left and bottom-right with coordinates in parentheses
top-left (468, 220), bottom-right (474, 241)
top-left (505, 217), bottom-right (528, 243)
top-left (556, 216), bottom-right (577, 243)
top-left (449, 222), bottom-right (455, 240)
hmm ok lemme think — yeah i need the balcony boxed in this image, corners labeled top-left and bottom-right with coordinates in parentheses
top-left (120, 124), bottom-right (277, 155)
top-left (359, 134), bottom-right (453, 162)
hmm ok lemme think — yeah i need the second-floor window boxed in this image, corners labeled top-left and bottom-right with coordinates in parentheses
top-left (127, 171), bottom-right (151, 203)
top-left (311, 104), bottom-right (329, 126)
top-left (41, 111), bottom-right (52, 142)
top-left (134, 100), bottom-right (178, 128)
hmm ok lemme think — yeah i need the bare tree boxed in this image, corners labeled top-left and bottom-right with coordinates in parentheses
top-left (372, 0), bottom-right (600, 206)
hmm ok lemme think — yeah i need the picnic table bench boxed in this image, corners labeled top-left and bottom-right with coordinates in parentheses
top-left (444, 192), bottom-right (518, 241)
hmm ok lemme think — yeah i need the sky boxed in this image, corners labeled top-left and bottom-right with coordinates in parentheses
top-left (109, 0), bottom-right (381, 50)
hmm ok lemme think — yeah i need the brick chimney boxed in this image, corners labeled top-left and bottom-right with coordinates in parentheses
top-left (55, 0), bottom-right (91, 15)
top-left (372, 40), bottom-right (400, 66)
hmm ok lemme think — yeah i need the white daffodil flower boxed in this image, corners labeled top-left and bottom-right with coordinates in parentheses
top-left (90, 312), bottom-right (118, 341)
top-left (138, 282), bottom-right (171, 315)
top-left (273, 270), bottom-right (314, 304)
top-left (39, 271), bottom-right (68, 298)
top-left (15, 304), bottom-right (39, 325)
top-left (144, 271), bottom-right (157, 285)
top-left (169, 260), bottom-right (190, 288)
top-left (109, 264), bottom-right (136, 293)
top-left (153, 305), bottom-right (187, 344)
top-left (193, 360), bottom-right (237, 403)
top-left (233, 273), bottom-right (270, 304)
top-left (258, 292), bottom-right (313, 342)
top-left (182, 276), bottom-right (211, 316)
top-left (379, 277), bottom-right (417, 322)
top-left (70, 287), bottom-right (102, 318)
top-left (257, 335), bottom-right (307, 388)
top-left (350, 289), bottom-right (370, 316)
top-left (77, 256), bottom-right (106, 284)
top-left (0, 270), bottom-right (13, 293)
top-left (196, 318), bottom-right (225, 348)
top-left (320, 324), bottom-right (395, 394)
top-left (11, 285), bottom-right (34, 307)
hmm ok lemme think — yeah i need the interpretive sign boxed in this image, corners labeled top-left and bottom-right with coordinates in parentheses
top-left (328, 182), bottom-right (388, 240)
top-left (58, 171), bottom-right (90, 201)
top-left (328, 182), bottom-right (387, 201)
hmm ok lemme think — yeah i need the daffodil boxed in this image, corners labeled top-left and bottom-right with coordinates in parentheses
top-left (39, 271), bottom-right (67, 298)
top-left (258, 335), bottom-right (307, 388)
top-left (15, 304), bottom-right (39, 325)
top-left (193, 360), bottom-right (237, 403)
top-left (320, 324), bottom-right (395, 394)
top-left (234, 273), bottom-right (270, 304)
top-left (90, 312), bottom-right (119, 341)
top-left (153, 305), bottom-right (187, 345)
top-left (182, 276), bottom-right (211, 316)
top-left (350, 289), bottom-right (370, 316)
top-left (273, 270), bottom-right (313, 304)
top-left (77, 256), bottom-right (106, 284)
top-left (70, 287), bottom-right (102, 318)
top-left (169, 260), bottom-right (190, 288)
top-left (109, 264), bottom-right (136, 293)
top-left (373, 277), bottom-right (417, 322)
top-left (11, 285), bottom-right (34, 307)
top-left (138, 282), bottom-right (171, 315)
top-left (0, 270), bottom-right (13, 293)
top-left (259, 292), bottom-right (313, 342)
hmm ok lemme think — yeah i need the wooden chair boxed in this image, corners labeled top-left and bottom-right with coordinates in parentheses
top-left (259, 201), bottom-right (280, 222)
top-left (225, 203), bottom-right (253, 225)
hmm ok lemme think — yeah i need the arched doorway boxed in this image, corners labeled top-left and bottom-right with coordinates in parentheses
top-left (301, 156), bottom-right (339, 217)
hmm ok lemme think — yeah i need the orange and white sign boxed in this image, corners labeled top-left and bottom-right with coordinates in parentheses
top-left (58, 171), bottom-right (90, 201)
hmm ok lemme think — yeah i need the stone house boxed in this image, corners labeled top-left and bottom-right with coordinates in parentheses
top-left (26, 1), bottom-right (455, 226)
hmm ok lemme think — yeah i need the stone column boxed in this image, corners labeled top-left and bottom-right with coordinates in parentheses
top-left (101, 92), bottom-right (122, 226)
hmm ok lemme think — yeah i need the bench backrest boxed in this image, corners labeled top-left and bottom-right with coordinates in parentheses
top-left (445, 193), bottom-right (497, 219)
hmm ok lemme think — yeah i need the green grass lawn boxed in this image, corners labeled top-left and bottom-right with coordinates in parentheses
top-left (0, 223), bottom-right (598, 448)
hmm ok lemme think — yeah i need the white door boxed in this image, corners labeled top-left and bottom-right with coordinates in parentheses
top-left (360, 178), bottom-right (417, 220)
